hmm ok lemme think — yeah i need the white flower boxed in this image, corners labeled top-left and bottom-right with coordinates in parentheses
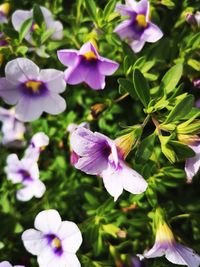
top-left (22, 210), bottom-right (82, 267)
top-left (5, 154), bottom-right (46, 201)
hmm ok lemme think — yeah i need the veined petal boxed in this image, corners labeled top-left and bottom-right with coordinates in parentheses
top-left (0, 78), bottom-right (21, 105)
top-left (57, 49), bottom-right (79, 67)
top-left (11, 10), bottom-right (32, 31)
top-left (42, 93), bottom-right (66, 115)
top-left (22, 229), bottom-right (46, 255)
top-left (39, 69), bottom-right (66, 93)
top-left (98, 58), bottom-right (119, 76)
top-left (34, 209), bottom-right (62, 234)
top-left (84, 66), bottom-right (106, 90)
top-left (144, 242), bottom-right (166, 258)
top-left (130, 39), bottom-right (145, 53)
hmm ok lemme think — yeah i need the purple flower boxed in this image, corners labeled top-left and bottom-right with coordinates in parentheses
top-left (70, 127), bottom-right (147, 201)
top-left (131, 256), bottom-right (146, 267)
top-left (185, 142), bottom-right (200, 183)
top-left (0, 3), bottom-right (10, 24)
top-left (24, 132), bottom-right (49, 161)
top-left (57, 41), bottom-right (119, 90)
top-left (5, 154), bottom-right (46, 201)
top-left (0, 261), bottom-right (25, 267)
top-left (11, 6), bottom-right (63, 44)
top-left (0, 58), bottom-right (66, 122)
top-left (22, 209), bottom-right (82, 267)
top-left (114, 0), bottom-right (163, 53)
top-left (193, 79), bottom-right (200, 88)
top-left (141, 221), bottom-right (200, 267)
top-left (0, 107), bottom-right (26, 147)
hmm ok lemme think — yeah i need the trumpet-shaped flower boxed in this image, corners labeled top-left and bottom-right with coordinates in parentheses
top-left (12, 6), bottom-right (63, 44)
top-left (0, 107), bottom-right (25, 146)
top-left (114, 0), bottom-right (163, 53)
top-left (70, 127), bottom-right (147, 201)
top-left (5, 154), bottom-right (46, 201)
top-left (22, 209), bottom-right (82, 267)
top-left (24, 132), bottom-right (49, 161)
top-left (0, 3), bottom-right (10, 24)
top-left (185, 142), bottom-right (200, 183)
top-left (0, 58), bottom-right (66, 122)
top-left (142, 221), bottom-right (200, 267)
top-left (57, 41), bottom-right (119, 90)
top-left (0, 261), bottom-right (24, 267)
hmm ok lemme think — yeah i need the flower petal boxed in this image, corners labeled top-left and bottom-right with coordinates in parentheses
top-left (34, 209), bottom-right (62, 234)
top-left (30, 132), bottom-right (49, 148)
top-left (185, 144), bottom-right (200, 182)
top-left (0, 78), bottom-right (21, 105)
top-left (84, 66), bottom-right (105, 90)
top-left (57, 49), bottom-right (79, 67)
top-left (98, 58), bottom-right (119, 76)
top-left (143, 242), bottom-right (166, 258)
top-left (5, 58), bottom-right (40, 84)
top-left (42, 93), bottom-right (66, 115)
top-left (22, 229), bottom-right (46, 255)
top-left (47, 20), bottom-right (63, 40)
top-left (11, 10), bottom-right (32, 31)
top-left (126, 0), bottom-right (149, 16)
top-left (142, 23), bottom-right (163, 43)
top-left (39, 69), bottom-right (66, 93)
top-left (130, 39), bottom-right (146, 53)
top-left (58, 221), bottom-right (82, 253)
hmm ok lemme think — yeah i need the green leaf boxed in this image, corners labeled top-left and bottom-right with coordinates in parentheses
top-left (84, 0), bottom-right (98, 22)
top-left (164, 95), bottom-right (194, 124)
top-left (146, 187), bottom-right (158, 207)
top-left (118, 78), bottom-right (136, 99)
top-left (136, 133), bottom-right (156, 162)
top-left (103, 0), bottom-right (116, 19)
top-left (133, 68), bottom-right (150, 107)
top-left (19, 18), bottom-right (33, 43)
top-left (33, 4), bottom-right (44, 27)
top-left (41, 28), bottom-right (55, 43)
top-left (160, 64), bottom-right (183, 94)
top-left (169, 141), bottom-right (195, 160)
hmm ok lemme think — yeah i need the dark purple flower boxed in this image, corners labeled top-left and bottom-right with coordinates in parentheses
top-left (114, 0), bottom-right (163, 53)
top-left (70, 127), bottom-right (147, 201)
top-left (57, 41), bottom-right (119, 90)
top-left (0, 58), bottom-right (66, 122)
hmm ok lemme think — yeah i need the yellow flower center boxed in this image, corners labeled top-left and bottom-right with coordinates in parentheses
top-left (25, 81), bottom-right (42, 92)
top-left (136, 14), bottom-right (147, 28)
top-left (83, 51), bottom-right (97, 61)
top-left (156, 222), bottom-right (174, 244)
top-left (52, 237), bottom-right (62, 249)
top-left (32, 23), bottom-right (40, 31)
top-left (0, 3), bottom-right (10, 15)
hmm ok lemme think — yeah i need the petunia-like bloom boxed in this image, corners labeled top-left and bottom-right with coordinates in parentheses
top-left (57, 41), bottom-right (119, 90)
top-left (0, 3), bottom-right (10, 24)
top-left (24, 132), bottom-right (49, 161)
top-left (0, 58), bottom-right (66, 122)
top-left (185, 142), bottom-right (200, 183)
top-left (5, 154), bottom-right (46, 201)
top-left (0, 107), bottom-right (26, 147)
top-left (12, 6), bottom-right (63, 44)
top-left (70, 127), bottom-right (147, 201)
top-left (0, 261), bottom-right (25, 267)
top-left (114, 0), bottom-right (163, 53)
top-left (141, 221), bottom-right (200, 267)
top-left (22, 209), bottom-right (82, 267)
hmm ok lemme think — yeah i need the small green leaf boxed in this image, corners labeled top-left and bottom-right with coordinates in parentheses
top-left (164, 95), bottom-right (194, 124)
top-left (118, 78), bottom-right (136, 99)
top-left (133, 68), bottom-right (150, 107)
top-left (169, 141), bottom-right (195, 160)
top-left (160, 64), bottom-right (183, 94)
top-left (85, 0), bottom-right (98, 22)
top-left (33, 4), bottom-right (44, 27)
top-left (103, 0), bottom-right (116, 19)
top-left (136, 133), bottom-right (156, 162)
top-left (19, 18), bottom-right (33, 43)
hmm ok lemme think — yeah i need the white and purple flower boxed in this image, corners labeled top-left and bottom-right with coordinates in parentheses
top-left (0, 107), bottom-right (26, 147)
top-left (114, 0), bottom-right (163, 53)
top-left (141, 221), bottom-right (200, 267)
top-left (24, 132), bottom-right (49, 161)
top-left (0, 3), bottom-right (10, 24)
top-left (70, 127), bottom-right (147, 201)
top-left (5, 153), bottom-right (46, 201)
top-left (0, 58), bottom-right (66, 122)
top-left (185, 142), bottom-right (200, 183)
top-left (0, 261), bottom-right (25, 267)
top-left (22, 209), bottom-right (82, 267)
top-left (57, 41), bottom-right (119, 90)
top-left (11, 6), bottom-right (63, 44)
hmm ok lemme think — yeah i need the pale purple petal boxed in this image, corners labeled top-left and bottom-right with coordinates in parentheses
top-left (79, 41), bottom-right (98, 56)
top-left (98, 58), bottom-right (119, 75)
top-left (15, 97), bottom-right (44, 122)
top-left (5, 58), bottom-right (40, 84)
top-left (115, 4), bottom-right (134, 16)
top-left (185, 144), bottom-right (200, 182)
top-left (39, 69), bottom-right (66, 93)
top-left (130, 39), bottom-right (146, 53)
top-left (34, 209), bottom-right (62, 234)
top-left (42, 93), bottom-right (66, 115)
top-left (47, 20), bottom-right (63, 40)
top-left (11, 10), bottom-right (32, 31)
top-left (57, 50), bottom-right (79, 67)
top-left (40, 6), bottom-right (52, 20)
top-left (22, 229), bottom-right (46, 256)
top-left (57, 221), bottom-right (82, 253)
top-left (142, 23), bottom-right (163, 43)
top-left (144, 242), bottom-right (166, 258)
top-left (114, 20), bottom-right (135, 40)
top-left (0, 78), bottom-right (21, 104)
top-left (126, 0), bottom-right (149, 16)
top-left (64, 63), bottom-right (86, 85)
top-left (0, 262), bottom-right (12, 267)
top-left (37, 246), bottom-right (56, 266)
top-left (31, 132), bottom-right (49, 148)
top-left (84, 66), bottom-right (105, 90)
